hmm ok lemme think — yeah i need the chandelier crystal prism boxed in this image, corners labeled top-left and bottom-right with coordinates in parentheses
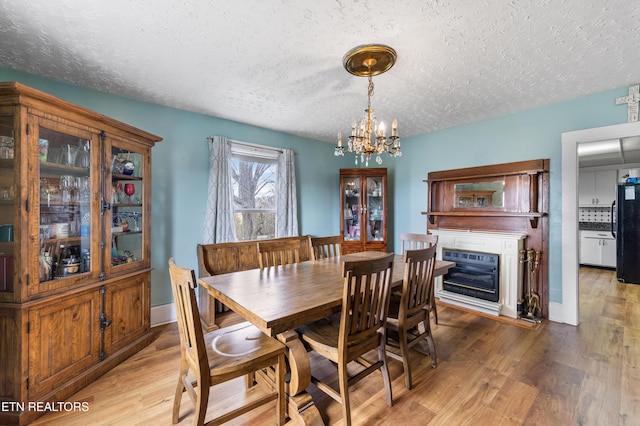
top-left (335, 44), bottom-right (401, 166)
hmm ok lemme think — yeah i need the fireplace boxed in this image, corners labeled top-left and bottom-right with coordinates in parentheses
top-left (442, 249), bottom-right (499, 302)
top-left (429, 229), bottom-right (527, 318)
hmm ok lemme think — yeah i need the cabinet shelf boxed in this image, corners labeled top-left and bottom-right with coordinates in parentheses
top-left (112, 173), bottom-right (142, 181)
top-left (39, 162), bottom-right (89, 175)
top-left (41, 236), bottom-right (85, 244)
top-left (40, 202), bottom-right (89, 209)
top-left (112, 230), bottom-right (142, 238)
top-left (112, 203), bottom-right (142, 208)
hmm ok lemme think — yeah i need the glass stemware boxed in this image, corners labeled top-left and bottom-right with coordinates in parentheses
top-left (130, 212), bottom-right (142, 232)
top-left (76, 139), bottom-right (90, 168)
top-left (123, 183), bottom-right (135, 204)
top-left (60, 175), bottom-right (72, 203)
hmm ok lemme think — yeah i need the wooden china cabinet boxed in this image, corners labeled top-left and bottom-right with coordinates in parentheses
top-left (340, 168), bottom-right (388, 253)
top-left (0, 82), bottom-right (161, 425)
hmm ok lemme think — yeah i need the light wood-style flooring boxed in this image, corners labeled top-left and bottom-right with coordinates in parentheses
top-left (32, 267), bottom-right (640, 425)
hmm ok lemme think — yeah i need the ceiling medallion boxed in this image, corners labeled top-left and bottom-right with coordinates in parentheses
top-left (335, 44), bottom-right (401, 166)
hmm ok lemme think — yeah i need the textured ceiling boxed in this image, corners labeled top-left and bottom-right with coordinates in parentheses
top-left (0, 0), bottom-right (639, 144)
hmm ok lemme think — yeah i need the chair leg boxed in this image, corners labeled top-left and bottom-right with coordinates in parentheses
top-left (423, 319), bottom-right (437, 368)
top-left (377, 339), bottom-right (393, 407)
top-left (172, 376), bottom-right (185, 424)
top-left (429, 287), bottom-right (438, 325)
top-left (276, 353), bottom-right (286, 426)
top-left (246, 371), bottom-right (256, 388)
top-left (194, 381), bottom-right (210, 426)
top-left (398, 326), bottom-right (413, 390)
top-left (338, 362), bottom-right (352, 426)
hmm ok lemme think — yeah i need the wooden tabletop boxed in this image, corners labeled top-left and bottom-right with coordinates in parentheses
top-left (198, 251), bottom-right (455, 337)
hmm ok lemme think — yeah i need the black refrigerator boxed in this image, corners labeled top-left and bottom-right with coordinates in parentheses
top-left (616, 182), bottom-right (640, 284)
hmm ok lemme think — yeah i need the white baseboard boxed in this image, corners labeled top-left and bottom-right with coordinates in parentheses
top-left (151, 303), bottom-right (176, 327)
top-left (547, 301), bottom-right (564, 324)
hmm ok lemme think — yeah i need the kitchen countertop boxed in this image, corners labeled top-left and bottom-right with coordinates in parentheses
top-left (579, 222), bottom-right (612, 231)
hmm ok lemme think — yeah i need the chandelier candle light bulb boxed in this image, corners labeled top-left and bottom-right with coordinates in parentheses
top-left (334, 44), bottom-right (402, 166)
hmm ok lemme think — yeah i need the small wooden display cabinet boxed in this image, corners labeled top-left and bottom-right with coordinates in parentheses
top-left (0, 82), bottom-right (162, 425)
top-left (340, 168), bottom-right (388, 254)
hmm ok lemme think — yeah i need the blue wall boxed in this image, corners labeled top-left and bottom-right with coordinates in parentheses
top-left (1, 68), bottom-right (631, 307)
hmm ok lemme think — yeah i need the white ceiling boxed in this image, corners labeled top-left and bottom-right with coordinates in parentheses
top-left (0, 0), bottom-right (639, 145)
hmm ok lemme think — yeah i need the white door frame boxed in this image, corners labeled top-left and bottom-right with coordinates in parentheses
top-left (561, 121), bottom-right (640, 325)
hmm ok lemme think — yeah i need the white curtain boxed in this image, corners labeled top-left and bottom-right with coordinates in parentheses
top-left (276, 148), bottom-right (299, 237)
top-left (203, 136), bottom-right (236, 243)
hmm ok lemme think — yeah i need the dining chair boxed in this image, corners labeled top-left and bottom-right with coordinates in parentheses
top-left (168, 258), bottom-right (286, 426)
top-left (385, 245), bottom-right (438, 390)
top-left (398, 232), bottom-right (439, 324)
top-left (257, 239), bottom-right (301, 268)
top-left (297, 253), bottom-right (394, 426)
top-left (310, 235), bottom-right (342, 260)
top-left (399, 232), bottom-right (438, 252)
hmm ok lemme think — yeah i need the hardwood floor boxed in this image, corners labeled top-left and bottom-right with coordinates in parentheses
top-left (32, 267), bottom-right (640, 425)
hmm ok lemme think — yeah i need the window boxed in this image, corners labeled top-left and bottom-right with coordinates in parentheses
top-left (204, 136), bottom-right (297, 244)
top-left (231, 143), bottom-right (278, 241)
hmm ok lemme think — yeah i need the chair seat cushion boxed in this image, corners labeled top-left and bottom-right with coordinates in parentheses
top-left (205, 322), bottom-right (285, 376)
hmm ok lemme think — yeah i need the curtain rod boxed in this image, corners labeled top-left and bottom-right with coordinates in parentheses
top-left (207, 136), bottom-right (284, 154)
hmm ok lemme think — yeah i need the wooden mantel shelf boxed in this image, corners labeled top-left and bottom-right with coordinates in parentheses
top-left (422, 211), bottom-right (547, 228)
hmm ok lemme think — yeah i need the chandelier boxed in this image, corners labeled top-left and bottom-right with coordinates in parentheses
top-left (335, 44), bottom-right (401, 166)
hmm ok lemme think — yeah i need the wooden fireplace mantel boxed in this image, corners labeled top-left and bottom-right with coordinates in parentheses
top-left (422, 159), bottom-right (549, 229)
top-left (423, 159), bottom-right (550, 318)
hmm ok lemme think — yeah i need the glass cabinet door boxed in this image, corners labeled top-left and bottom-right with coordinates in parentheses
top-left (365, 176), bottom-right (385, 242)
top-left (37, 126), bottom-right (94, 285)
top-left (0, 112), bottom-right (15, 294)
top-left (343, 177), bottom-right (361, 241)
top-left (109, 143), bottom-right (144, 269)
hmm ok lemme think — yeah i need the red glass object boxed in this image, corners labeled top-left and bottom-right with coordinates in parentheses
top-left (123, 183), bottom-right (135, 204)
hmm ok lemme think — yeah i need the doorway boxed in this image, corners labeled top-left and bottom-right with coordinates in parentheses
top-left (561, 121), bottom-right (640, 325)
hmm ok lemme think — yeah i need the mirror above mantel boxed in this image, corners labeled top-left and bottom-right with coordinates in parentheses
top-left (454, 180), bottom-right (505, 208)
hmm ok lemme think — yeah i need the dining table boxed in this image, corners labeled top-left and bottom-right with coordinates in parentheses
top-left (198, 251), bottom-right (455, 425)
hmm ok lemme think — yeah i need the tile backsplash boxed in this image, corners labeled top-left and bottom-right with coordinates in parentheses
top-left (579, 206), bottom-right (611, 223)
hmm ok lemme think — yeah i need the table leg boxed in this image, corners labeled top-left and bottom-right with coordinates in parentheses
top-left (278, 330), bottom-right (324, 426)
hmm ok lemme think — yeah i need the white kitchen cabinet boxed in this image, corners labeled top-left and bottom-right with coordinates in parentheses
top-left (579, 230), bottom-right (616, 268)
top-left (600, 237), bottom-right (616, 267)
top-left (579, 169), bottom-right (617, 206)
